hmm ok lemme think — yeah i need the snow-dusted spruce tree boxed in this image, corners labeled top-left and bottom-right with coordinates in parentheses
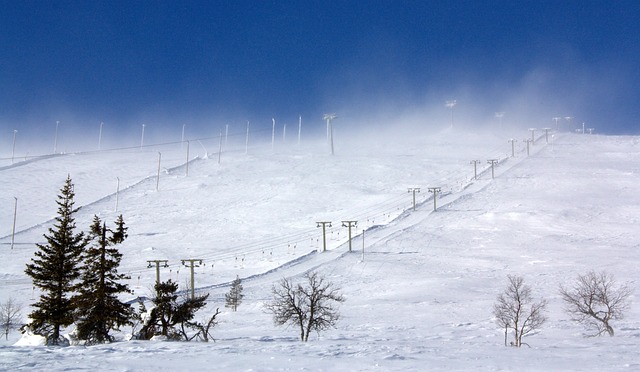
top-left (24, 175), bottom-right (87, 345)
top-left (1, 298), bottom-right (23, 340)
top-left (225, 275), bottom-right (244, 312)
top-left (493, 275), bottom-right (547, 347)
top-left (560, 270), bottom-right (632, 337)
top-left (265, 271), bottom-right (345, 342)
top-left (137, 280), bottom-right (209, 340)
top-left (73, 215), bottom-right (133, 344)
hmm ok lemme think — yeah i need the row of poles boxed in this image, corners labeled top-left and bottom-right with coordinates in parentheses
top-left (4, 125), bottom-right (547, 250)
top-left (5, 114), bottom-right (339, 165)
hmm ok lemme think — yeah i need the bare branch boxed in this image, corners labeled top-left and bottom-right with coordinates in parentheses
top-left (264, 271), bottom-right (345, 341)
top-left (493, 275), bottom-right (547, 347)
top-left (560, 271), bottom-right (632, 337)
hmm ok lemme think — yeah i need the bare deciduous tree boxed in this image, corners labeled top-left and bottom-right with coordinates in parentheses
top-left (1, 298), bottom-right (23, 340)
top-left (493, 275), bottom-right (547, 347)
top-left (560, 270), bottom-right (632, 337)
top-left (187, 308), bottom-right (221, 342)
top-left (264, 271), bottom-right (345, 342)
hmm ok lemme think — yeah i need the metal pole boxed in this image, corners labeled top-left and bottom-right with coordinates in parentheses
top-left (488, 159), bottom-right (498, 179)
top-left (543, 128), bottom-right (551, 143)
top-left (408, 188), bottom-right (420, 211)
top-left (428, 187), bottom-right (441, 211)
top-left (182, 259), bottom-right (202, 299)
top-left (147, 260), bottom-right (168, 286)
top-left (509, 139), bottom-right (517, 157)
top-left (330, 120), bottom-right (334, 155)
top-left (11, 130), bottom-right (17, 164)
top-left (298, 115), bottom-right (302, 145)
top-left (156, 152), bottom-right (161, 191)
top-left (529, 128), bottom-right (536, 144)
top-left (316, 222), bottom-right (331, 252)
top-left (181, 124), bottom-right (186, 148)
top-left (471, 160), bottom-right (480, 180)
top-left (140, 124), bottom-right (146, 148)
top-left (218, 131), bottom-right (223, 164)
top-left (186, 140), bottom-right (190, 176)
top-left (11, 197), bottom-right (17, 250)
top-left (115, 177), bottom-right (120, 212)
top-left (362, 229), bottom-right (365, 261)
top-left (342, 221), bottom-right (357, 252)
top-left (245, 121), bottom-right (250, 154)
top-left (271, 118), bottom-right (275, 151)
top-left (54, 121), bottom-right (59, 153)
top-left (99, 122), bottom-right (103, 150)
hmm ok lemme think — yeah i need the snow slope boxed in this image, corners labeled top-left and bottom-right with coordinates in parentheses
top-left (1, 127), bottom-right (639, 371)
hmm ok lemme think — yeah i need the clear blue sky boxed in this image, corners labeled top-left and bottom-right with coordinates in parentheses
top-left (1, 0), bottom-right (639, 136)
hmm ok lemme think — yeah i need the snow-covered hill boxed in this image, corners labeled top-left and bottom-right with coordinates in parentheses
top-left (1, 127), bottom-right (638, 371)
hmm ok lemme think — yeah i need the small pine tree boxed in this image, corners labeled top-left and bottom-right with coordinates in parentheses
top-left (225, 275), bottom-right (244, 312)
top-left (24, 175), bottom-right (87, 345)
top-left (138, 280), bottom-right (209, 340)
top-left (74, 215), bottom-right (133, 344)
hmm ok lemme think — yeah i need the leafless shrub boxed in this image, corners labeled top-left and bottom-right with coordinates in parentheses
top-left (560, 270), bottom-right (632, 337)
top-left (264, 271), bottom-right (345, 342)
top-left (1, 298), bottom-right (23, 340)
top-left (493, 275), bottom-right (547, 347)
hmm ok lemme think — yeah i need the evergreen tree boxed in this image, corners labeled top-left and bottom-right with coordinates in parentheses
top-left (74, 215), bottom-right (133, 344)
top-left (138, 280), bottom-right (208, 340)
top-left (24, 175), bottom-right (87, 345)
top-left (225, 275), bottom-right (244, 311)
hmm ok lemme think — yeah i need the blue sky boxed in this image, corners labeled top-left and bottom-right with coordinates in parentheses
top-left (1, 1), bottom-right (639, 138)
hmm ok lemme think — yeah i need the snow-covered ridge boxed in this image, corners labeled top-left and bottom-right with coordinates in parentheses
top-left (2, 130), bottom-right (639, 370)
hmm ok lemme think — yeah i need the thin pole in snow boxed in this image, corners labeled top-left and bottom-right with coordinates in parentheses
top-left (316, 222), bottom-right (332, 252)
top-left (182, 259), bottom-right (203, 299)
top-left (54, 121), bottom-right (59, 154)
top-left (470, 160), bottom-right (481, 180)
top-left (298, 116), bottom-right (302, 145)
top-left (99, 122), bottom-right (103, 150)
top-left (140, 124), bottom-right (146, 148)
top-left (181, 124), bottom-right (186, 148)
top-left (115, 177), bottom-right (120, 212)
top-left (186, 141), bottom-right (190, 176)
top-left (147, 260), bottom-right (169, 286)
top-left (408, 188), bottom-right (420, 211)
top-left (487, 159), bottom-right (499, 179)
top-left (428, 187), bottom-right (441, 211)
top-left (342, 221), bottom-right (357, 252)
top-left (156, 152), bottom-right (162, 191)
top-left (11, 197), bottom-right (17, 250)
top-left (11, 130), bottom-right (17, 164)
top-left (362, 229), bottom-right (365, 261)
top-left (218, 131), bottom-right (223, 164)
top-left (271, 118), bottom-right (276, 151)
top-left (245, 121), bottom-right (250, 154)
top-left (508, 139), bottom-right (517, 157)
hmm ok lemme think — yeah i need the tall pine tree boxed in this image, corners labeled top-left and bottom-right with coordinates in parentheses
top-left (74, 215), bottom-right (133, 344)
top-left (25, 175), bottom-right (87, 345)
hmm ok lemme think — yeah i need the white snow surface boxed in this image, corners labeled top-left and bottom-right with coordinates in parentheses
top-left (1, 127), bottom-right (639, 371)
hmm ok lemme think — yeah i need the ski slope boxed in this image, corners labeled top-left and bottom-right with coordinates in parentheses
top-left (1, 127), bottom-right (639, 371)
